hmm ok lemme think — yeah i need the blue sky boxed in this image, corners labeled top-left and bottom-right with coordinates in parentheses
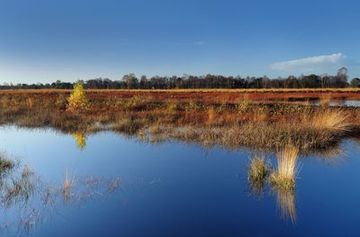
top-left (0, 0), bottom-right (359, 83)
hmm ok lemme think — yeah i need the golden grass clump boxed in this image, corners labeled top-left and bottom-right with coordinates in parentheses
top-left (248, 155), bottom-right (271, 195)
top-left (26, 97), bottom-right (33, 109)
top-left (123, 95), bottom-right (144, 110)
top-left (311, 109), bottom-right (351, 133)
top-left (236, 96), bottom-right (250, 112)
top-left (248, 155), bottom-right (270, 183)
top-left (319, 94), bottom-right (331, 107)
top-left (166, 101), bottom-right (178, 114)
top-left (207, 107), bottom-right (216, 125)
top-left (270, 144), bottom-right (299, 191)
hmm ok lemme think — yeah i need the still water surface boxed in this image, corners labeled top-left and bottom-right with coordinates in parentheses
top-left (0, 126), bottom-right (360, 237)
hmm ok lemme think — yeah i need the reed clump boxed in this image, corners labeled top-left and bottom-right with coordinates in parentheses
top-left (236, 97), bottom-right (250, 112)
top-left (248, 155), bottom-right (271, 194)
top-left (270, 145), bottom-right (299, 191)
top-left (207, 107), bottom-right (216, 125)
top-left (319, 94), bottom-right (331, 107)
top-left (0, 155), bottom-right (15, 173)
top-left (166, 101), bottom-right (178, 114)
top-left (248, 155), bottom-right (270, 183)
top-left (311, 109), bottom-right (351, 133)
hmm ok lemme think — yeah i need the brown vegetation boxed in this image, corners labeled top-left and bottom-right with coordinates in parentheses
top-left (270, 145), bottom-right (299, 190)
top-left (248, 154), bottom-right (271, 195)
top-left (0, 90), bottom-right (360, 154)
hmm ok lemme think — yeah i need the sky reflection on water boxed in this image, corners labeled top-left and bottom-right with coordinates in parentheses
top-left (0, 126), bottom-right (360, 237)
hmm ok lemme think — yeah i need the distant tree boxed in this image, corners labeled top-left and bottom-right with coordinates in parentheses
top-left (350, 78), bottom-right (360, 87)
top-left (123, 73), bottom-right (139, 89)
top-left (336, 67), bottom-right (348, 84)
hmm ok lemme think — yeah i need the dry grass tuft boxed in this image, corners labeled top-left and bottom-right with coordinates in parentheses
top-left (207, 107), bottom-right (216, 125)
top-left (248, 155), bottom-right (270, 183)
top-left (319, 94), bottom-right (331, 107)
top-left (270, 144), bottom-right (299, 190)
top-left (311, 109), bottom-right (351, 133)
top-left (0, 155), bottom-right (15, 173)
top-left (248, 154), bottom-right (271, 195)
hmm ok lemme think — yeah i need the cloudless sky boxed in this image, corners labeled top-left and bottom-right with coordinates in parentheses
top-left (0, 0), bottom-right (359, 83)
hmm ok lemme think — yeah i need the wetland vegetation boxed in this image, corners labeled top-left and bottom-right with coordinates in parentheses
top-left (1, 87), bottom-right (360, 235)
top-left (1, 87), bottom-right (360, 154)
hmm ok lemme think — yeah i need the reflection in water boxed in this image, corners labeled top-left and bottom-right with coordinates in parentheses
top-left (0, 125), bottom-right (355, 235)
top-left (72, 132), bottom-right (87, 150)
top-left (274, 188), bottom-right (296, 223)
top-left (313, 145), bottom-right (345, 164)
top-left (62, 171), bottom-right (73, 202)
top-left (269, 145), bottom-right (299, 223)
top-left (3, 165), bottom-right (36, 208)
top-left (247, 146), bottom-right (299, 223)
top-left (0, 158), bottom-right (121, 235)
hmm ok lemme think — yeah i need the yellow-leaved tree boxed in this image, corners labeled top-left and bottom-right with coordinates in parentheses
top-left (67, 82), bottom-right (89, 112)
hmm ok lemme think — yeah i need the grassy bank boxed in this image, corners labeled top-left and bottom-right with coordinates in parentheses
top-left (0, 90), bottom-right (360, 153)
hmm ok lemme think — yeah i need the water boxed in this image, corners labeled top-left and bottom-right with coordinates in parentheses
top-left (316, 100), bottom-right (360, 107)
top-left (1, 126), bottom-right (360, 236)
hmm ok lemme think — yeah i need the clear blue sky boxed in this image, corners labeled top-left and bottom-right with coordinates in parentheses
top-left (0, 0), bottom-right (359, 83)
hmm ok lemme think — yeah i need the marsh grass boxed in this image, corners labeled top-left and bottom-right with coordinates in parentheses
top-left (207, 107), bottom-right (216, 125)
top-left (0, 155), bottom-right (15, 174)
top-left (236, 96), bottom-right (250, 112)
top-left (0, 91), bottom-right (359, 154)
top-left (248, 154), bottom-right (271, 195)
top-left (166, 101), bottom-right (178, 114)
top-left (123, 95), bottom-right (146, 110)
top-left (270, 145), bottom-right (299, 191)
top-left (319, 94), bottom-right (331, 107)
top-left (311, 109), bottom-right (351, 133)
top-left (3, 165), bottom-right (36, 207)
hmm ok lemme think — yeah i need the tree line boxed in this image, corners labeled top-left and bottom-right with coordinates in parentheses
top-left (1, 67), bottom-right (360, 90)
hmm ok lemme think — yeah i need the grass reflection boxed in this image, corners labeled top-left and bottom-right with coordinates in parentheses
top-left (0, 155), bottom-right (122, 235)
top-left (247, 146), bottom-right (300, 223)
top-left (273, 188), bottom-right (297, 223)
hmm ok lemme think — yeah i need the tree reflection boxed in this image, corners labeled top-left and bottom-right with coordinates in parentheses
top-left (72, 132), bottom-right (87, 150)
